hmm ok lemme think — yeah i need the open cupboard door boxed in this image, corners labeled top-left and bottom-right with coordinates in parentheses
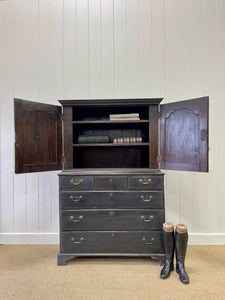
top-left (14, 99), bottom-right (62, 173)
top-left (160, 97), bottom-right (209, 172)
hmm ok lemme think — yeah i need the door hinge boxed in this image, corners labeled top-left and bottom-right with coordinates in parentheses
top-left (157, 155), bottom-right (161, 163)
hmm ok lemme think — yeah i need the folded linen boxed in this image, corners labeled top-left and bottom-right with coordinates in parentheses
top-left (109, 113), bottom-right (140, 120)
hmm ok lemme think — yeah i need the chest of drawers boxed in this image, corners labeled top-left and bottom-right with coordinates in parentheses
top-left (58, 169), bottom-right (165, 265)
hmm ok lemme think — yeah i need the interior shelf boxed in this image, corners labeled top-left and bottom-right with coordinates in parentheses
top-left (69, 103), bottom-right (153, 168)
top-left (72, 120), bottom-right (149, 124)
top-left (73, 143), bottom-right (149, 147)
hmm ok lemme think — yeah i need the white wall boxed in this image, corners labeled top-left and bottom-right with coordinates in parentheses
top-left (0, 0), bottom-right (225, 245)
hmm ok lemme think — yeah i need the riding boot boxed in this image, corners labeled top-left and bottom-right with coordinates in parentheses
top-left (160, 222), bottom-right (174, 279)
top-left (175, 224), bottom-right (189, 284)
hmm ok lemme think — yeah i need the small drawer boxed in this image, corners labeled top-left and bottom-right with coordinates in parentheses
top-left (94, 176), bottom-right (127, 190)
top-left (128, 176), bottom-right (163, 190)
top-left (59, 176), bottom-right (93, 190)
top-left (60, 191), bottom-right (164, 209)
top-left (60, 209), bottom-right (164, 231)
top-left (60, 231), bottom-right (164, 254)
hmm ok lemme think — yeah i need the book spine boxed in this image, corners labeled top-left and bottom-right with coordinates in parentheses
top-left (113, 137), bottom-right (142, 144)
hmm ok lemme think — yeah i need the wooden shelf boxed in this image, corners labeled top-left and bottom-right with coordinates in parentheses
top-left (73, 143), bottom-right (149, 147)
top-left (72, 120), bottom-right (149, 124)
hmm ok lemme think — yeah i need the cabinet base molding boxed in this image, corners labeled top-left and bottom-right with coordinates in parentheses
top-left (57, 252), bottom-right (166, 266)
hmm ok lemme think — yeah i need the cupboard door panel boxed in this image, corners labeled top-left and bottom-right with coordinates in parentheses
top-left (14, 98), bottom-right (62, 173)
top-left (160, 97), bottom-right (209, 172)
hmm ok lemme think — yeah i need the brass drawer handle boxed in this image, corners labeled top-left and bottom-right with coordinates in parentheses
top-left (70, 179), bottom-right (83, 186)
top-left (139, 178), bottom-right (152, 185)
top-left (71, 237), bottom-right (84, 244)
top-left (70, 195), bottom-right (83, 202)
top-left (142, 237), bottom-right (155, 245)
top-left (70, 215), bottom-right (83, 223)
top-left (140, 195), bottom-right (153, 202)
top-left (141, 215), bottom-right (154, 222)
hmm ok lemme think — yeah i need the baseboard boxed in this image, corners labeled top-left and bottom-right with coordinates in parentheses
top-left (0, 233), bottom-right (59, 244)
top-left (188, 233), bottom-right (225, 245)
top-left (0, 233), bottom-right (224, 245)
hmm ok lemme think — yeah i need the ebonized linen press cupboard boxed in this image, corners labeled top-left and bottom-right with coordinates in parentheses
top-left (14, 97), bottom-right (209, 265)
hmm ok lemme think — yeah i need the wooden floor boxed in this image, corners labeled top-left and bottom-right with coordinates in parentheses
top-left (0, 245), bottom-right (224, 300)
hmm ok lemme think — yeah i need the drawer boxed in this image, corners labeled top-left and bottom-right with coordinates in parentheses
top-left (60, 231), bottom-right (164, 254)
top-left (60, 209), bottom-right (164, 231)
top-left (128, 176), bottom-right (163, 190)
top-left (60, 176), bottom-right (93, 190)
top-left (60, 191), bottom-right (164, 209)
top-left (94, 176), bottom-right (127, 190)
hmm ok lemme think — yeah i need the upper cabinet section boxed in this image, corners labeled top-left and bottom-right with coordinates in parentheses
top-left (14, 99), bottom-right (62, 173)
top-left (60, 98), bottom-right (162, 170)
top-left (14, 97), bottom-right (208, 173)
top-left (160, 97), bottom-right (209, 172)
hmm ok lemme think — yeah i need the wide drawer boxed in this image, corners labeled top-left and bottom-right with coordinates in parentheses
top-left (60, 231), bottom-right (164, 254)
top-left (128, 176), bottom-right (163, 190)
top-left (94, 176), bottom-right (127, 190)
top-left (60, 176), bottom-right (93, 190)
top-left (60, 209), bottom-right (164, 231)
top-left (60, 191), bottom-right (164, 209)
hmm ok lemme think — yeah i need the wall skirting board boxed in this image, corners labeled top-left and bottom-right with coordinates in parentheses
top-left (0, 233), bottom-right (59, 245)
top-left (0, 233), bottom-right (224, 245)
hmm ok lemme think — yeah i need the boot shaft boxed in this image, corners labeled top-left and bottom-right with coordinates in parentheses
top-left (163, 231), bottom-right (175, 258)
top-left (175, 231), bottom-right (188, 263)
top-left (160, 223), bottom-right (175, 279)
top-left (163, 222), bottom-right (174, 260)
top-left (175, 224), bottom-right (189, 284)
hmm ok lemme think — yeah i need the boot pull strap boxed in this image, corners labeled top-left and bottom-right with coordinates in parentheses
top-left (176, 223), bottom-right (187, 233)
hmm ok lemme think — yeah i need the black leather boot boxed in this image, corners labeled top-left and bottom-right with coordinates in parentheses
top-left (175, 224), bottom-right (189, 284)
top-left (160, 222), bottom-right (174, 279)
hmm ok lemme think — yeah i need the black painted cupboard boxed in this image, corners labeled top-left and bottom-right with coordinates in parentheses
top-left (14, 97), bottom-right (209, 265)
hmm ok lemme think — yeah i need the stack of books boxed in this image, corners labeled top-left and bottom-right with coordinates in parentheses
top-left (78, 135), bottom-right (109, 144)
top-left (109, 113), bottom-right (140, 121)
